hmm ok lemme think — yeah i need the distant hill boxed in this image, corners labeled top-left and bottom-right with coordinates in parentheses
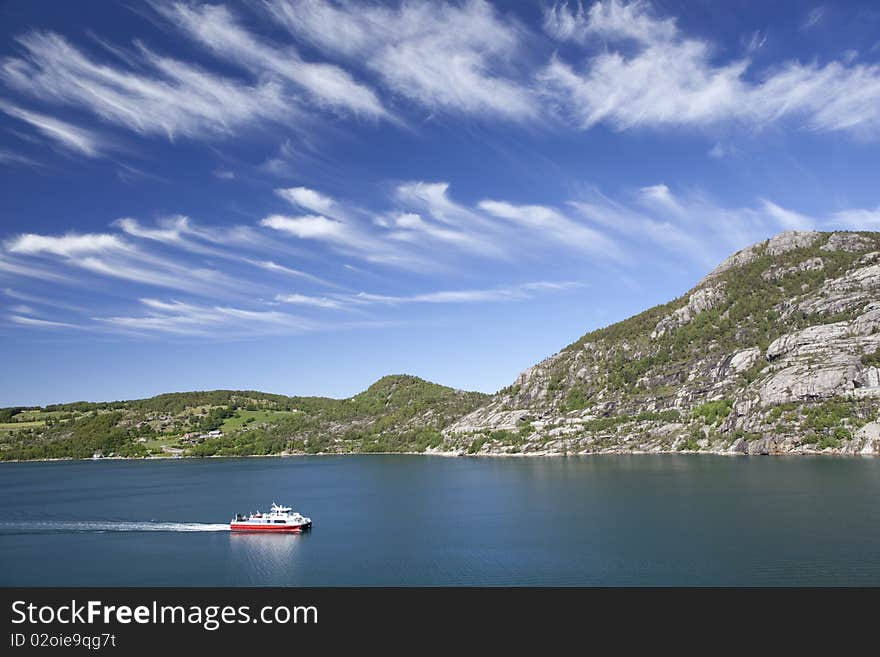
top-left (0, 375), bottom-right (489, 460)
top-left (3, 230), bottom-right (880, 460)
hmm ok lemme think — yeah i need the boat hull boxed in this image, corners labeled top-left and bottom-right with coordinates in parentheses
top-left (229, 522), bottom-right (311, 533)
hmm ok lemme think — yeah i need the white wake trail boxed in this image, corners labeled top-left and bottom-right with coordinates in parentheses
top-left (0, 521), bottom-right (229, 534)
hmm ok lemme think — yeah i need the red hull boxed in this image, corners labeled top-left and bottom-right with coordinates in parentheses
top-left (230, 523), bottom-right (303, 533)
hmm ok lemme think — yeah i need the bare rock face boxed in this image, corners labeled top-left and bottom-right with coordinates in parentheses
top-left (821, 232), bottom-right (875, 253)
top-left (729, 347), bottom-right (762, 372)
top-left (652, 284), bottom-right (726, 338)
top-left (765, 322), bottom-right (853, 361)
top-left (762, 257), bottom-right (824, 281)
top-left (857, 422), bottom-right (880, 454)
top-left (765, 230), bottom-right (821, 255)
top-left (783, 261), bottom-right (880, 318)
top-left (701, 231), bottom-right (821, 284)
top-left (759, 365), bottom-right (858, 405)
top-left (759, 308), bottom-right (880, 404)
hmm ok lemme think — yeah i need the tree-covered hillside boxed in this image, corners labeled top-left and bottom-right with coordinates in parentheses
top-left (0, 375), bottom-right (489, 460)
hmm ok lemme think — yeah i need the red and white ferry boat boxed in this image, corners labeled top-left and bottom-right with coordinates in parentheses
top-left (230, 503), bottom-right (312, 533)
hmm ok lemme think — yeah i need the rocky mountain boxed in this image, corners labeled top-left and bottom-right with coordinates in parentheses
top-left (437, 230), bottom-right (880, 456)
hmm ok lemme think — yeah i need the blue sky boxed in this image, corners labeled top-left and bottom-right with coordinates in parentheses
top-left (2, 0), bottom-right (880, 406)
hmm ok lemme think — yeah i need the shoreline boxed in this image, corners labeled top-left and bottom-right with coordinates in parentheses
top-left (0, 447), bottom-right (875, 464)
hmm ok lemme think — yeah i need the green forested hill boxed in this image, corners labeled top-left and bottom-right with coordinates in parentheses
top-left (0, 375), bottom-right (489, 460)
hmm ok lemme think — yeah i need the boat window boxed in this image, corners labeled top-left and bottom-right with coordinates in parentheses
top-left (274, 520), bottom-right (286, 524)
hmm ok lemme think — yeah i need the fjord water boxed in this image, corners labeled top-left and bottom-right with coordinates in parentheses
top-left (1, 455), bottom-right (879, 586)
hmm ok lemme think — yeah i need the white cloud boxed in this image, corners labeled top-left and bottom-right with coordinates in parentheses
top-left (265, 188), bottom-right (428, 267)
top-left (2, 31), bottom-right (291, 140)
top-left (2, 287), bottom-right (90, 313)
top-left (395, 181), bottom-right (488, 228)
top-left (259, 213), bottom-right (410, 266)
top-left (478, 199), bottom-right (621, 258)
top-left (267, 180), bottom-right (623, 266)
top-left (802, 7), bottom-right (826, 30)
top-left (708, 143), bottom-right (726, 158)
top-left (6, 232), bottom-right (127, 257)
top-left (760, 200), bottom-right (815, 231)
top-left (212, 167), bottom-right (235, 180)
top-left (5, 229), bottom-right (250, 297)
top-left (10, 314), bottom-right (79, 329)
top-left (157, 2), bottom-right (388, 119)
top-left (98, 297), bottom-right (314, 337)
top-left (539, 0), bottom-right (880, 136)
top-left (543, 0), bottom-right (676, 44)
top-left (0, 148), bottom-right (40, 167)
top-left (260, 139), bottom-right (298, 175)
top-left (830, 206), bottom-right (880, 228)
top-left (74, 256), bottom-right (224, 294)
top-left (114, 216), bottom-right (190, 243)
top-left (261, 214), bottom-right (347, 242)
top-left (347, 281), bottom-right (583, 306)
top-left (744, 30), bottom-right (768, 54)
top-left (385, 212), bottom-right (502, 256)
top-left (251, 260), bottom-right (340, 288)
top-left (639, 184), bottom-right (683, 214)
top-left (571, 196), bottom-right (707, 263)
top-left (0, 256), bottom-right (70, 283)
top-left (276, 187), bottom-right (339, 217)
top-left (275, 293), bottom-right (343, 309)
top-left (570, 185), bottom-right (826, 269)
top-left (266, 0), bottom-right (536, 120)
top-left (0, 102), bottom-right (105, 157)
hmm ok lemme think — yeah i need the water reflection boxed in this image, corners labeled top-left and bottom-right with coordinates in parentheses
top-left (227, 532), bottom-right (305, 583)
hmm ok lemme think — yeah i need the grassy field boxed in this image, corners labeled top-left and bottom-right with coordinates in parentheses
top-left (221, 410), bottom-right (298, 433)
top-left (141, 435), bottom-right (185, 454)
top-left (15, 410), bottom-right (71, 421)
top-left (0, 421), bottom-right (46, 434)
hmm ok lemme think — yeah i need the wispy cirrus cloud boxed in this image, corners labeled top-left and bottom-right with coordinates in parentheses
top-left (9, 314), bottom-right (81, 329)
top-left (540, 0), bottom-right (880, 136)
top-left (478, 199), bottom-right (623, 260)
top-left (114, 216), bottom-right (191, 244)
top-left (802, 6), bottom-right (826, 31)
top-left (568, 184), bottom-right (825, 268)
top-left (262, 187), bottom-right (421, 267)
top-left (265, 0), bottom-right (537, 120)
top-left (156, 2), bottom-right (389, 120)
top-left (3, 0), bottom-right (877, 153)
top-left (250, 260), bottom-right (341, 289)
top-left (96, 297), bottom-right (315, 337)
top-left (0, 147), bottom-right (40, 167)
top-left (262, 182), bottom-right (625, 267)
top-left (275, 293), bottom-right (344, 309)
top-left (274, 280), bottom-right (583, 310)
top-left (6, 232), bottom-right (127, 257)
top-left (276, 187), bottom-right (342, 217)
top-left (4, 229), bottom-right (248, 297)
top-left (349, 281), bottom-right (583, 305)
top-left (543, 0), bottom-right (676, 44)
top-left (0, 102), bottom-right (106, 157)
top-left (1, 31), bottom-right (292, 140)
top-left (831, 206), bottom-right (880, 229)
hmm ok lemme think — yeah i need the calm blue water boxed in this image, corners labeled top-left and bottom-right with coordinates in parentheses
top-left (1, 455), bottom-right (879, 586)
